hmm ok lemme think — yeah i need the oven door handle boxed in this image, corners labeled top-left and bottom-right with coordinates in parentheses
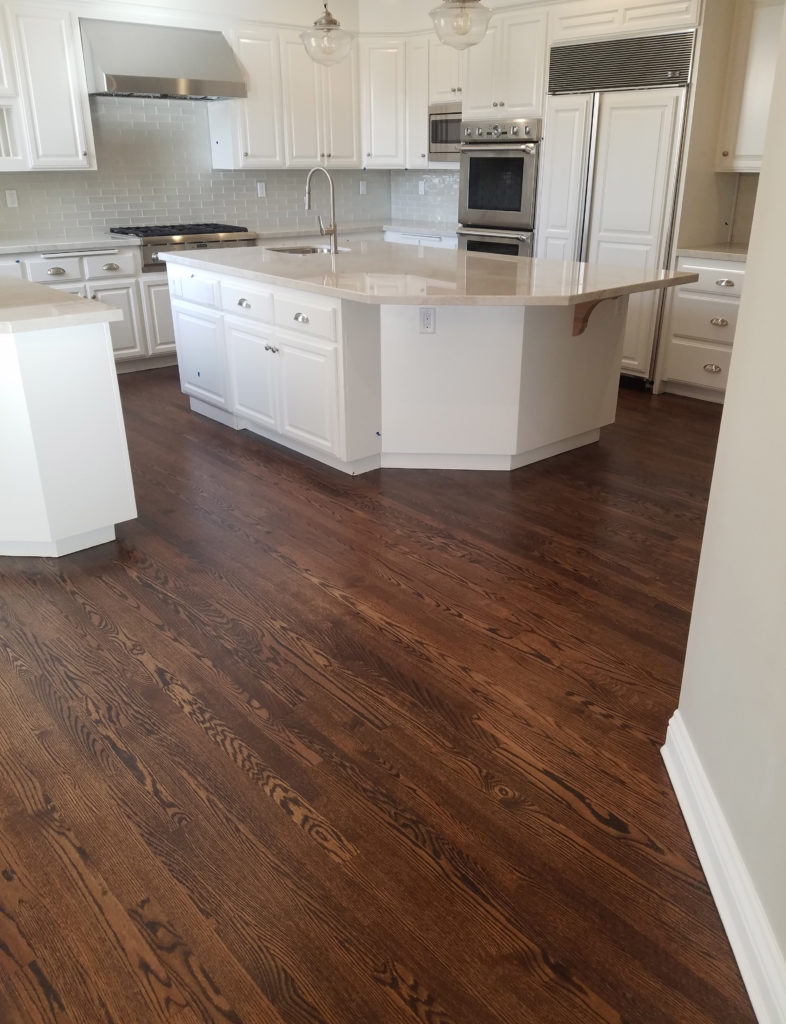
top-left (457, 227), bottom-right (533, 242)
top-left (460, 143), bottom-right (537, 153)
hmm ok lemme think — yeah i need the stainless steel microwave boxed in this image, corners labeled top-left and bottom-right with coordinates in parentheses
top-left (428, 103), bottom-right (462, 161)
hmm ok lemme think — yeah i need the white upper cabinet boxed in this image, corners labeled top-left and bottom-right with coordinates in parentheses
top-left (549, 0), bottom-right (700, 40)
top-left (280, 30), bottom-right (359, 168)
top-left (405, 37), bottom-right (429, 168)
top-left (463, 8), bottom-right (548, 119)
top-left (715, 0), bottom-right (784, 172)
top-left (428, 38), bottom-right (464, 103)
top-left (359, 37), bottom-right (405, 168)
top-left (208, 29), bottom-right (285, 170)
top-left (8, 5), bottom-right (95, 170)
top-left (0, 8), bottom-right (25, 170)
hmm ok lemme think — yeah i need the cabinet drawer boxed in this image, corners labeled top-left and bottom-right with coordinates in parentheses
top-left (676, 258), bottom-right (745, 296)
top-left (25, 256), bottom-right (82, 283)
top-left (672, 293), bottom-right (739, 344)
top-left (275, 294), bottom-right (337, 340)
top-left (222, 281), bottom-right (274, 323)
top-left (83, 250), bottom-right (137, 279)
top-left (665, 337), bottom-right (733, 390)
top-left (173, 272), bottom-right (221, 308)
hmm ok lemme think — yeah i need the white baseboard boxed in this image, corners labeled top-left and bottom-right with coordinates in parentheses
top-left (662, 711), bottom-right (786, 1024)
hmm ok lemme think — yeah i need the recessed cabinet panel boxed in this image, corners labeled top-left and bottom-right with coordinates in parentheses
top-left (322, 49), bottom-right (361, 166)
top-left (280, 31), bottom-right (323, 166)
top-left (89, 280), bottom-right (145, 361)
top-left (11, 6), bottom-right (94, 169)
top-left (277, 335), bottom-right (340, 453)
top-left (171, 303), bottom-right (227, 406)
top-left (665, 336), bottom-right (732, 390)
top-left (404, 37), bottom-right (429, 168)
top-left (428, 38), bottom-right (464, 103)
top-left (141, 278), bottom-right (177, 356)
top-left (225, 319), bottom-right (278, 430)
top-left (360, 38), bottom-right (405, 168)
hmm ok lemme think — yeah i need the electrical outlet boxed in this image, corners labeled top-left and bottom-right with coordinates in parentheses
top-left (5, 189), bottom-right (18, 208)
top-left (418, 179), bottom-right (426, 196)
top-left (419, 306), bottom-right (436, 334)
top-left (359, 179), bottom-right (367, 195)
top-left (256, 181), bottom-right (266, 198)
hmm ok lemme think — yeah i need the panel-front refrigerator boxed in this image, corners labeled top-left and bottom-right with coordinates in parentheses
top-left (536, 32), bottom-right (693, 379)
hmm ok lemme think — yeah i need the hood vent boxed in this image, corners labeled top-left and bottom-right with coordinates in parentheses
top-left (80, 19), bottom-right (247, 100)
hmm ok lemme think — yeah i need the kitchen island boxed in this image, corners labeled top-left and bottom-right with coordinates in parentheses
top-left (1, 279), bottom-right (137, 557)
top-left (162, 242), bottom-right (696, 474)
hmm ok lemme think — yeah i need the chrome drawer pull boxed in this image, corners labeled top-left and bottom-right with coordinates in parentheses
top-left (102, 262), bottom-right (120, 272)
top-left (264, 344), bottom-right (279, 353)
top-left (238, 298), bottom-right (251, 309)
top-left (715, 278), bottom-right (735, 287)
top-left (710, 317), bottom-right (729, 327)
top-left (294, 312), bottom-right (310, 324)
top-left (703, 363), bottom-right (722, 374)
top-left (47, 266), bottom-right (66, 276)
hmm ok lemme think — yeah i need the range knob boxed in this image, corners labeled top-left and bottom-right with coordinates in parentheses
top-left (464, 126), bottom-right (472, 136)
top-left (491, 124), bottom-right (501, 138)
top-left (524, 124), bottom-right (531, 136)
top-left (510, 124), bottom-right (519, 136)
top-left (476, 127), bottom-right (484, 137)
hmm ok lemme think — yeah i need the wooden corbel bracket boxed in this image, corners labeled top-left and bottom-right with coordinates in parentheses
top-left (572, 296), bottom-right (617, 336)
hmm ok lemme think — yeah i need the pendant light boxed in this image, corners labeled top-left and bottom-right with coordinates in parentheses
top-left (300, 3), bottom-right (353, 66)
top-left (429, 0), bottom-right (492, 50)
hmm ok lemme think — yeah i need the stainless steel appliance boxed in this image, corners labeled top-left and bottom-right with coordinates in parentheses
top-left (110, 223), bottom-right (257, 273)
top-left (458, 117), bottom-right (541, 255)
top-left (456, 226), bottom-right (533, 257)
top-left (428, 102), bottom-right (462, 161)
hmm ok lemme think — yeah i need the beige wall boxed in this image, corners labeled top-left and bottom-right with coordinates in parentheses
top-left (677, 3), bottom-right (786, 959)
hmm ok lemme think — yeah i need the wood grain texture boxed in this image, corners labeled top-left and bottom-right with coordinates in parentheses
top-left (0, 366), bottom-right (755, 1023)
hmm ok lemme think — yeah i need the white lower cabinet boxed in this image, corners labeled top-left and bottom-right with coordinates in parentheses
top-left (656, 255), bottom-right (746, 401)
top-left (168, 265), bottom-right (380, 473)
top-left (171, 302), bottom-right (228, 407)
top-left (140, 276), bottom-right (177, 356)
top-left (87, 280), bottom-right (145, 361)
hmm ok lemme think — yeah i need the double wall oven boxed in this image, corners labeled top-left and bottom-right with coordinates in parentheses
top-left (457, 117), bottom-right (542, 257)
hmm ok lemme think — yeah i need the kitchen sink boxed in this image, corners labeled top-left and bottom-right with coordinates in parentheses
top-left (266, 244), bottom-right (350, 255)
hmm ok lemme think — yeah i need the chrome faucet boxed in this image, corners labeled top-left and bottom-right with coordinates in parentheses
top-left (305, 166), bottom-right (338, 254)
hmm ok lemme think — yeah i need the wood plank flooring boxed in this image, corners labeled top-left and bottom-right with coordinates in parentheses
top-left (0, 366), bottom-right (755, 1023)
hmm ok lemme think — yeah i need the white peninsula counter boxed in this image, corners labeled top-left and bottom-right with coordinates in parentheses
top-left (1, 279), bottom-right (137, 557)
top-left (161, 242), bottom-right (695, 475)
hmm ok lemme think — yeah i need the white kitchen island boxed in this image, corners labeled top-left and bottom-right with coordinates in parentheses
top-left (162, 242), bottom-right (696, 475)
top-left (1, 279), bottom-right (137, 556)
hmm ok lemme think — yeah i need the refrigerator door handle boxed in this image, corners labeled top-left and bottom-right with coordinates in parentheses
top-left (578, 92), bottom-right (600, 263)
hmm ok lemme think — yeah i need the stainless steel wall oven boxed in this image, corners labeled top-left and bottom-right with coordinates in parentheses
top-left (457, 117), bottom-right (541, 256)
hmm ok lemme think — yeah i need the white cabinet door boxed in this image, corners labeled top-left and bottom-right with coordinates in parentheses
top-left (171, 303), bottom-right (228, 407)
top-left (141, 277), bottom-right (176, 356)
top-left (497, 9), bottom-right (547, 118)
top-left (208, 30), bottom-right (285, 170)
top-left (716, 0), bottom-right (784, 172)
top-left (405, 37), bottom-right (429, 168)
top-left (535, 93), bottom-right (594, 261)
top-left (277, 333), bottom-right (340, 455)
top-left (0, 10), bottom-right (26, 170)
top-left (428, 39), bottom-right (464, 103)
top-left (280, 30), bottom-right (323, 167)
top-left (322, 48), bottom-right (360, 167)
top-left (87, 280), bottom-right (145, 361)
top-left (586, 88), bottom-right (685, 377)
top-left (461, 25), bottom-right (498, 119)
top-left (225, 318), bottom-right (278, 430)
top-left (360, 37), bottom-right (405, 168)
top-left (10, 5), bottom-right (94, 170)
top-left (549, 0), bottom-right (700, 40)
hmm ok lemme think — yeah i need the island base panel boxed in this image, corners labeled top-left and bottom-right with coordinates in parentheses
top-left (380, 430), bottom-right (600, 470)
top-left (0, 525), bottom-right (117, 558)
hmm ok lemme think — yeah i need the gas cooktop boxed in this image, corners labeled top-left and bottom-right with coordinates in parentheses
top-left (111, 223), bottom-right (251, 239)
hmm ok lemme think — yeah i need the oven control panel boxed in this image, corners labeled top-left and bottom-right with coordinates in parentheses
top-left (460, 117), bottom-right (542, 143)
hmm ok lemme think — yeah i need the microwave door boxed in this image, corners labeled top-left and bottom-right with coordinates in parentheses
top-left (459, 146), bottom-right (539, 230)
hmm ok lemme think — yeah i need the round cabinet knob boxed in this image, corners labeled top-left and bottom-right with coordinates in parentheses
top-left (492, 101), bottom-right (498, 107)
top-left (294, 312), bottom-right (310, 324)
top-left (722, 149), bottom-right (729, 157)
top-left (710, 317), bottom-right (729, 327)
top-left (238, 298), bottom-right (251, 309)
top-left (451, 87), bottom-right (457, 92)
top-left (47, 266), bottom-right (66, 275)
top-left (499, 100), bottom-right (505, 106)
top-left (102, 262), bottom-right (120, 272)
top-left (715, 278), bottom-right (735, 288)
top-left (703, 363), bottom-right (722, 374)
top-left (271, 346), bottom-right (279, 354)
top-left (264, 344), bottom-right (273, 352)
top-left (421, 153), bottom-right (426, 158)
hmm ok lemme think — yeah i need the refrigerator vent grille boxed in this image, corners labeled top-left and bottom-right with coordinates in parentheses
top-left (548, 31), bottom-right (694, 94)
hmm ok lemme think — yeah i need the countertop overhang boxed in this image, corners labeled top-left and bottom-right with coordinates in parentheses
top-left (0, 279), bottom-right (123, 333)
top-left (161, 240), bottom-right (697, 307)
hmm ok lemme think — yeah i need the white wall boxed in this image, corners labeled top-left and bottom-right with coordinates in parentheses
top-left (669, 4), bottom-right (786, 1012)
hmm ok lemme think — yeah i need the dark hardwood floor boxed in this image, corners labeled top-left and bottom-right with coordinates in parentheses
top-left (0, 366), bottom-right (755, 1024)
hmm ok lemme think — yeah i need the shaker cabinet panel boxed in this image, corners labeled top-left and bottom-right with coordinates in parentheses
top-left (171, 303), bottom-right (228, 407)
top-left (88, 280), bottom-right (145, 361)
top-left (464, 10), bottom-right (547, 120)
top-left (280, 30), bottom-right (323, 166)
top-left (10, 5), bottom-right (94, 170)
top-left (404, 37), bottom-right (429, 168)
top-left (360, 38), bottom-right (405, 168)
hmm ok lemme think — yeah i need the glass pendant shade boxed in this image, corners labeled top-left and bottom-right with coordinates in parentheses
top-left (429, 0), bottom-right (492, 50)
top-left (300, 4), bottom-right (353, 65)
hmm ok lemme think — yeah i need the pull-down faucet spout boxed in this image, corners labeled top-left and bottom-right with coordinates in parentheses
top-left (304, 166), bottom-right (338, 254)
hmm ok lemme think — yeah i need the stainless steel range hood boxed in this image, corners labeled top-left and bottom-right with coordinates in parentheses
top-left (80, 19), bottom-right (247, 99)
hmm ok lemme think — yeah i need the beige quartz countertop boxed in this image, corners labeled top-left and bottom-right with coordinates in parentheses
top-left (162, 240), bottom-right (696, 307)
top-left (677, 243), bottom-right (748, 262)
top-left (0, 279), bottom-right (122, 333)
